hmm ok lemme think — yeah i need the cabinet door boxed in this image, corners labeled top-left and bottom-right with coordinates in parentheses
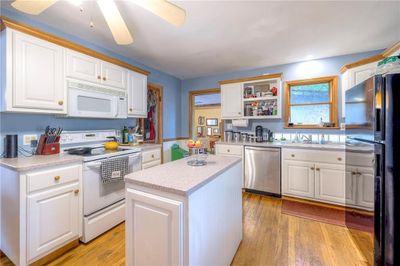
top-left (27, 183), bottom-right (80, 261)
top-left (356, 167), bottom-right (375, 209)
top-left (282, 160), bottom-right (314, 198)
top-left (66, 49), bottom-right (101, 83)
top-left (221, 83), bottom-right (243, 119)
top-left (101, 61), bottom-right (127, 89)
top-left (345, 167), bottom-right (357, 206)
top-left (127, 71), bottom-right (147, 117)
top-left (349, 62), bottom-right (377, 87)
top-left (315, 163), bottom-right (346, 204)
top-left (13, 31), bottom-right (65, 112)
top-left (125, 188), bottom-right (183, 266)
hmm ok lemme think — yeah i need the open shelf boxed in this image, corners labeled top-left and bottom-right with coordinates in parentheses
top-left (243, 96), bottom-right (278, 102)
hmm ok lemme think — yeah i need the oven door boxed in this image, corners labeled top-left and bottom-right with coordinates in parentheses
top-left (83, 153), bottom-right (141, 216)
top-left (68, 88), bottom-right (118, 118)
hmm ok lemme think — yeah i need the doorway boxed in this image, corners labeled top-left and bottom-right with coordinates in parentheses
top-left (140, 83), bottom-right (163, 144)
top-left (189, 88), bottom-right (222, 153)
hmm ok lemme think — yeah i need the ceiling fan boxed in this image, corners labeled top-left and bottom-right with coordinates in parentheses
top-left (10, 0), bottom-right (186, 45)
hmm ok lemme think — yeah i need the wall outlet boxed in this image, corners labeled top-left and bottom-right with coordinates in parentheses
top-left (23, 134), bottom-right (38, 146)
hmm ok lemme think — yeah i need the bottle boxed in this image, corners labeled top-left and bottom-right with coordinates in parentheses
top-left (319, 117), bottom-right (324, 127)
top-left (122, 126), bottom-right (129, 144)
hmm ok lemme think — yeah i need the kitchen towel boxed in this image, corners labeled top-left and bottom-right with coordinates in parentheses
top-left (100, 156), bottom-right (129, 184)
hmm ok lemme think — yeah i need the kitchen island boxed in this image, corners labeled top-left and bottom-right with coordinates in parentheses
top-left (124, 155), bottom-right (242, 266)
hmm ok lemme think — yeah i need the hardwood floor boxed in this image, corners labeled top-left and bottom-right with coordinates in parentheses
top-left (1, 193), bottom-right (373, 266)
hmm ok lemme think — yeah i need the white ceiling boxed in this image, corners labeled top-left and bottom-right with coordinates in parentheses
top-left (1, 1), bottom-right (399, 79)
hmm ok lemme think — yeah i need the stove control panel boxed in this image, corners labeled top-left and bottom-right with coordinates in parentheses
top-left (60, 130), bottom-right (117, 145)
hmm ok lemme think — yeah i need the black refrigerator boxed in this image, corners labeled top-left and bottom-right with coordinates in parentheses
top-left (345, 72), bottom-right (399, 265)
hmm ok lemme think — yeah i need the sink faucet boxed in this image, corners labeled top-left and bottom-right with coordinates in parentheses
top-left (301, 134), bottom-right (312, 143)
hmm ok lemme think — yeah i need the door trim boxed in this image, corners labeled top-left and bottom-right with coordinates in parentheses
top-left (188, 88), bottom-right (221, 139)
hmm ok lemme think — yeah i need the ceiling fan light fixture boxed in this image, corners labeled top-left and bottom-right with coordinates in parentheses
top-left (97, 0), bottom-right (133, 45)
top-left (11, 0), bottom-right (58, 15)
top-left (133, 0), bottom-right (186, 26)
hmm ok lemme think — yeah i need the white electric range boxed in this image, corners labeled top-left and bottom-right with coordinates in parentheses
top-left (60, 130), bottom-right (142, 243)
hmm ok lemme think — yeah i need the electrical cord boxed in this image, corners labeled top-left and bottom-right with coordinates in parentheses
top-left (18, 147), bottom-right (34, 157)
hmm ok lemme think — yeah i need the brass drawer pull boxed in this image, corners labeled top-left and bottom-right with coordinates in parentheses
top-left (129, 108), bottom-right (133, 111)
top-left (97, 75), bottom-right (101, 80)
top-left (227, 149), bottom-right (230, 152)
top-left (291, 154), bottom-right (295, 158)
top-left (337, 157), bottom-right (342, 161)
top-left (54, 175), bottom-right (61, 181)
top-left (310, 167), bottom-right (315, 170)
top-left (103, 77), bottom-right (106, 81)
top-left (352, 171), bottom-right (357, 175)
top-left (74, 189), bottom-right (80, 194)
top-left (151, 154), bottom-right (155, 158)
top-left (316, 168), bottom-right (320, 171)
top-left (58, 100), bottom-right (64, 106)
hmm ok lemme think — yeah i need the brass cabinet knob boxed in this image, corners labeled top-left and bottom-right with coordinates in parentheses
top-left (54, 175), bottom-right (61, 181)
top-left (103, 77), bottom-right (106, 81)
top-left (337, 157), bottom-right (342, 161)
top-left (97, 75), bottom-right (101, 79)
top-left (310, 167), bottom-right (315, 170)
top-left (291, 154), bottom-right (295, 157)
top-left (352, 171), bottom-right (357, 175)
top-left (238, 112), bottom-right (241, 115)
top-left (58, 100), bottom-right (64, 106)
top-left (151, 154), bottom-right (154, 158)
top-left (227, 149), bottom-right (230, 152)
top-left (129, 108), bottom-right (133, 111)
top-left (74, 189), bottom-right (80, 194)
top-left (316, 168), bottom-right (320, 171)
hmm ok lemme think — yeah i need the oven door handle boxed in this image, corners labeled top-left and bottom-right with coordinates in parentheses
top-left (84, 154), bottom-right (141, 169)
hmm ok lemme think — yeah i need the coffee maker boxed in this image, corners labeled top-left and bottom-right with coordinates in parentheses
top-left (255, 125), bottom-right (263, 142)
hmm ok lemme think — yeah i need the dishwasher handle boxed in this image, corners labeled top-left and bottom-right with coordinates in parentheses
top-left (245, 146), bottom-right (281, 152)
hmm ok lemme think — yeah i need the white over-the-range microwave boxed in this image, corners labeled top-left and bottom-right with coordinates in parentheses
top-left (67, 80), bottom-right (128, 119)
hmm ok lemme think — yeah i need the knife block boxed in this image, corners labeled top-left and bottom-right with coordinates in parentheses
top-left (36, 135), bottom-right (60, 155)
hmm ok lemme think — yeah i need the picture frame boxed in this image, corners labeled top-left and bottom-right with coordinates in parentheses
top-left (198, 116), bottom-right (205, 125)
top-left (206, 118), bottom-right (218, 126)
top-left (197, 126), bottom-right (204, 137)
top-left (207, 127), bottom-right (213, 136)
top-left (212, 128), bottom-right (220, 135)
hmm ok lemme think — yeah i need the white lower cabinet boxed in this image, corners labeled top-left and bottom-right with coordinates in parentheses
top-left (315, 163), bottom-right (346, 204)
top-left (283, 160), bottom-right (314, 199)
top-left (28, 183), bottom-right (80, 261)
top-left (141, 147), bottom-right (162, 169)
top-left (0, 163), bottom-right (82, 266)
top-left (356, 167), bottom-right (374, 209)
top-left (125, 188), bottom-right (183, 266)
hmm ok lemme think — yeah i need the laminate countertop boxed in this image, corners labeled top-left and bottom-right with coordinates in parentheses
top-left (0, 154), bottom-right (83, 172)
top-left (125, 155), bottom-right (241, 196)
top-left (216, 141), bottom-right (345, 151)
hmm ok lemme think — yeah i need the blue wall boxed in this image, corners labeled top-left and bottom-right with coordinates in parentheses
top-left (181, 50), bottom-right (383, 137)
top-left (0, 8), bottom-right (182, 151)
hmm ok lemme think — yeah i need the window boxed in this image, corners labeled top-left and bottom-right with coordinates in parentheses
top-left (284, 76), bottom-right (338, 128)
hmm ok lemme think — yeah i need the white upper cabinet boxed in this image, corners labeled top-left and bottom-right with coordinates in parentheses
top-left (65, 49), bottom-right (101, 83)
top-left (11, 30), bottom-right (66, 113)
top-left (221, 83), bottom-right (243, 119)
top-left (127, 71), bottom-right (147, 117)
top-left (66, 50), bottom-right (127, 89)
top-left (101, 61), bottom-right (127, 89)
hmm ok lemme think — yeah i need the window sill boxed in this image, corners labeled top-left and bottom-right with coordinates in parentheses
top-left (284, 125), bottom-right (340, 129)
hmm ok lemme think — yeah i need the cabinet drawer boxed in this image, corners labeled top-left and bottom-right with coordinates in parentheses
top-left (27, 165), bottom-right (81, 193)
top-left (282, 148), bottom-right (344, 164)
top-left (142, 160), bottom-right (161, 169)
top-left (216, 144), bottom-right (242, 156)
top-left (142, 149), bottom-right (161, 164)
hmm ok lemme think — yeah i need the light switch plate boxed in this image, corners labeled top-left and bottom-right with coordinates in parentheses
top-left (23, 134), bottom-right (38, 145)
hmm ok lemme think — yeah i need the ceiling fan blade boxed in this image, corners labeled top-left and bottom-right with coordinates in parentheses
top-left (133, 0), bottom-right (186, 26)
top-left (11, 0), bottom-right (58, 15)
top-left (97, 0), bottom-right (133, 45)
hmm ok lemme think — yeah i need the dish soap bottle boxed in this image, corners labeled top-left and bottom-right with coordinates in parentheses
top-left (122, 126), bottom-right (129, 144)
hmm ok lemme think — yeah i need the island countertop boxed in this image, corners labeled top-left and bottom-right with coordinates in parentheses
top-left (124, 155), bottom-right (241, 196)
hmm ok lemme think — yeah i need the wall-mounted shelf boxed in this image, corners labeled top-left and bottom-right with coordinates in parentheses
top-left (243, 96), bottom-right (278, 102)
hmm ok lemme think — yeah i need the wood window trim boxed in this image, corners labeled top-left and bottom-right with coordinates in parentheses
top-left (284, 76), bottom-right (339, 129)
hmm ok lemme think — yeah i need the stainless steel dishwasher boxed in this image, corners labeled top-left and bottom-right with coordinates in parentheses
top-left (244, 146), bottom-right (281, 196)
